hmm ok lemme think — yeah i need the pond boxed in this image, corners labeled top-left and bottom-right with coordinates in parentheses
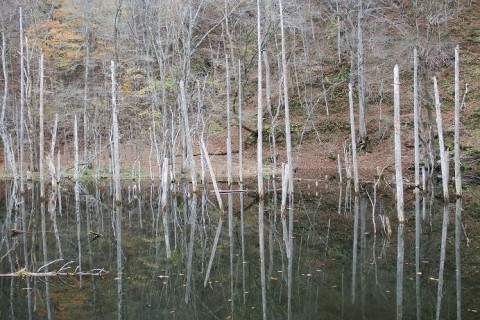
top-left (0, 180), bottom-right (477, 319)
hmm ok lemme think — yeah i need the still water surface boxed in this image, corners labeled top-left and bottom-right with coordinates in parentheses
top-left (0, 180), bottom-right (475, 319)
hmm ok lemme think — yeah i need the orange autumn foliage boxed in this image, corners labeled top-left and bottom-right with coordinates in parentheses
top-left (27, 2), bottom-right (85, 73)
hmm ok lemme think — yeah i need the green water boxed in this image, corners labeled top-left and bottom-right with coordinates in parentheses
top-left (0, 181), bottom-right (477, 319)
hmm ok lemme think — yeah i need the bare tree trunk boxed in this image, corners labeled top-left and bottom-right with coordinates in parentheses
top-left (226, 55), bottom-right (232, 185)
top-left (200, 136), bottom-right (223, 211)
top-left (263, 51), bottom-right (278, 180)
top-left (19, 7), bottom-right (25, 193)
top-left (357, 0), bottom-right (366, 140)
top-left (348, 83), bottom-right (359, 194)
top-left (256, 0), bottom-right (264, 199)
top-left (74, 115), bottom-right (79, 182)
top-left (336, 0), bottom-right (342, 64)
top-left (39, 55), bottom-right (45, 199)
top-left (25, 38), bottom-right (37, 173)
top-left (179, 80), bottom-right (197, 193)
top-left (433, 76), bottom-right (449, 203)
top-left (1, 32), bottom-right (17, 179)
top-left (111, 61), bottom-right (122, 204)
top-left (279, 0), bottom-right (294, 195)
top-left (48, 114), bottom-right (61, 258)
top-left (238, 60), bottom-right (244, 184)
top-left (1, 32), bottom-right (7, 124)
top-left (454, 45), bottom-right (462, 197)
top-left (413, 48), bottom-right (420, 190)
top-left (393, 65), bottom-right (404, 223)
top-left (83, 0), bottom-right (91, 162)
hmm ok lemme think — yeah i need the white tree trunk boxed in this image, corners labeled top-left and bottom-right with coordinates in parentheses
top-left (454, 45), bottom-right (462, 197)
top-left (39, 55), bottom-right (45, 199)
top-left (349, 83), bottom-right (360, 194)
top-left (433, 76), bottom-right (449, 203)
top-left (393, 65), bottom-right (404, 223)
top-left (357, 0), bottom-right (366, 140)
top-left (111, 61), bottom-right (122, 203)
top-left (1, 32), bottom-right (18, 179)
top-left (179, 80), bottom-right (197, 193)
top-left (413, 48), bottom-right (420, 190)
top-left (279, 0), bottom-right (294, 195)
top-left (256, 0), bottom-right (264, 198)
top-left (238, 60), bottom-right (244, 184)
top-left (74, 115), bottom-right (79, 182)
top-left (19, 7), bottom-right (25, 192)
top-left (226, 55), bottom-right (232, 185)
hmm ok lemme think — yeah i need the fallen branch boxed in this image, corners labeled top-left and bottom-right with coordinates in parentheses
top-left (0, 267), bottom-right (108, 277)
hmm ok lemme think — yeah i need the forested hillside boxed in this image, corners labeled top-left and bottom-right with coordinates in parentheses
top-left (0, 0), bottom-right (479, 182)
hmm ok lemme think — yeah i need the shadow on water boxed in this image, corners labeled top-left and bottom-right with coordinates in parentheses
top-left (0, 179), bottom-right (476, 319)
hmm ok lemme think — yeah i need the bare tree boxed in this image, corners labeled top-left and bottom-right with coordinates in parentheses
top-left (256, 0), bottom-right (264, 198)
top-left (357, 0), bottom-right (366, 141)
top-left (111, 61), bottom-right (122, 204)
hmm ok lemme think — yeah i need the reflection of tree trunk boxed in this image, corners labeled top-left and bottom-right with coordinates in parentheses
top-left (115, 204), bottom-right (124, 319)
top-left (435, 204), bottom-right (450, 320)
top-left (239, 185), bottom-right (246, 303)
top-left (455, 198), bottom-right (462, 319)
top-left (228, 192), bottom-right (234, 313)
top-left (41, 200), bottom-right (53, 319)
top-left (415, 189), bottom-right (422, 320)
top-left (351, 195), bottom-right (359, 304)
top-left (396, 223), bottom-right (405, 320)
top-left (185, 194), bottom-right (197, 303)
top-left (258, 199), bottom-right (267, 319)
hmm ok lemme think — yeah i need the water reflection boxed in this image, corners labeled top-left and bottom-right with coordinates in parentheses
top-left (0, 181), bottom-right (472, 319)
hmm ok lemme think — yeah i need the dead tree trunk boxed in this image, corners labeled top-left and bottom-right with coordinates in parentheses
top-left (111, 61), bottom-right (122, 204)
top-left (394, 65), bottom-right (405, 223)
top-left (256, 0), bottom-right (264, 198)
